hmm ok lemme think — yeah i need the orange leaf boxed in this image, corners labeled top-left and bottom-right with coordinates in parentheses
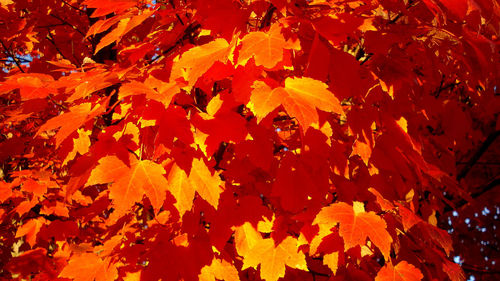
top-left (37, 102), bottom-right (105, 147)
top-left (119, 77), bottom-right (180, 109)
top-left (63, 128), bottom-right (91, 165)
top-left (94, 9), bottom-right (156, 54)
top-left (15, 218), bottom-right (45, 247)
top-left (59, 253), bottom-right (117, 281)
top-left (314, 201), bottom-right (392, 259)
top-left (249, 80), bottom-right (287, 122)
top-left (86, 155), bottom-right (169, 217)
top-left (0, 181), bottom-right (12, 202)
top-left (171, 38), bottom-right (231, 88)
top-left (282, 77), bottom-right (344, 129)
top-left (248, 77), bottom-right (343, 129)
top-left (238, 23), bottom-right (299, 69)
top-left (375, 261), bottom-right (423, 281)
top-left (0, 73), bottom-right (55, 100)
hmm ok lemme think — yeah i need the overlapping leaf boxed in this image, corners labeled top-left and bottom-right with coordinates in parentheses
top-left (249, 77), bottom-right (344, 130)
top-left (314, 201), bottom-right (392, 259)
top-left (375, 261), bottom-right (423, 281)
top-left (86, 155), bottom-right (169, 217)
top-left (238, 23), bottom-right (299, 69)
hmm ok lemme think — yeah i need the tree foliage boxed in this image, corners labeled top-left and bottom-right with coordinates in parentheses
top-left (0, 0), bottom-right (499, 280)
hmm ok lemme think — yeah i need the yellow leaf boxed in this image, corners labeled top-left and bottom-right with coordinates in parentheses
top-left (323, 252), bottom-right (339, 275)
top-left (234, 222), bottom-right (261, 257)
top-left (242, 236), bottom-right (307, 281)
top-left (0, 0), bottom-right (14, 6)
top-left (199, 257), bottom-right (240, 281)
top-left (188, 158), bottom-right (224, 209)
top-left (167, 163), bottom-right (195, 216)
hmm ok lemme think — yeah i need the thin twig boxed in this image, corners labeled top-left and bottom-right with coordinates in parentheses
top-left (49, 13), bottom-right (87, 38)
top-left (457, 130), bottom-right (500, 180)
top-left (45, 31), bottom-right (76, 65)
top-left (61, 0), bottom-right (86, 13)
top-left (0, 40), bottom-right (25, 73)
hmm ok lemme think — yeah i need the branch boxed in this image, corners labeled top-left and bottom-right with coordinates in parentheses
top-left (0, 40), bottom-right (25, 73)
top-left (45, 31), bottom-right (75, 65)
top-left (470, 177), bottom-right (500, 199)
top-left (49, 13), bottom-right (87, 38)
top-left (457, 130), bottom-right (500, 180)
top-left (147, 23), bottom-right (201, 64)
top-left (452, 177), bottom-right (500, 210)
top-left (462, 263), bottom-right (500, 274)
top-left (259, 4), bottom-right (276, 29)
top-left (61, 0), bottom-right (86, 13)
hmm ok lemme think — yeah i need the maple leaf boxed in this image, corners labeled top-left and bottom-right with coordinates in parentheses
top-left (0, 181), bottom-right (13, 202)
top-left (397, 204), bottom-right (453, 255)
top-left (119, 77), bottom-right (180, 109)
top-left (93, 9), bottom-right (156, 54)
top-left (63, 128), bottom-right (91, 165)
top-left (2, 0), bottom-right (497, 279)
top-left (375, 261), bottom-right (423, 281)
top-left (313, 201), bottom-right (392, 259)
top-left (234, 222), bottom-right (262, 258)
top-left (171, 38), bottom-right (232, 88)
top-left (59, 253), bottom-right (117, 281)
top-left (15, 218), bottom-right (45, 247)
top-left (167, 162), bottom-right (195, 216)
top-left (237, 23), bottom-right (299, 69)
top-left (188, 158), bottom-right (224, 209)
top-left (282, 76), bottom-right (344, 129)
top-left (242, 235), bottom-right (307, 281)
top-left (248, 77), bottom-right (343, 130)
top-left (323, 252), bottom-right (340, 275)
top-left (0, 73), bottom-right (55, 100)
top-left (37, 102), bottom-right (105, 147)
top-left (86, 155), bottom-right (169, 217)
top-left (66, 70), bottom-right (118, 103)
top-left (249, 80), bottom-right (287, 122)
top-left (199, 257), bottom-right (240, 281)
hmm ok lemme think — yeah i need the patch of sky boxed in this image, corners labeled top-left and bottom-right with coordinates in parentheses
top-left (454, 256), bottom-right (464, 265)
